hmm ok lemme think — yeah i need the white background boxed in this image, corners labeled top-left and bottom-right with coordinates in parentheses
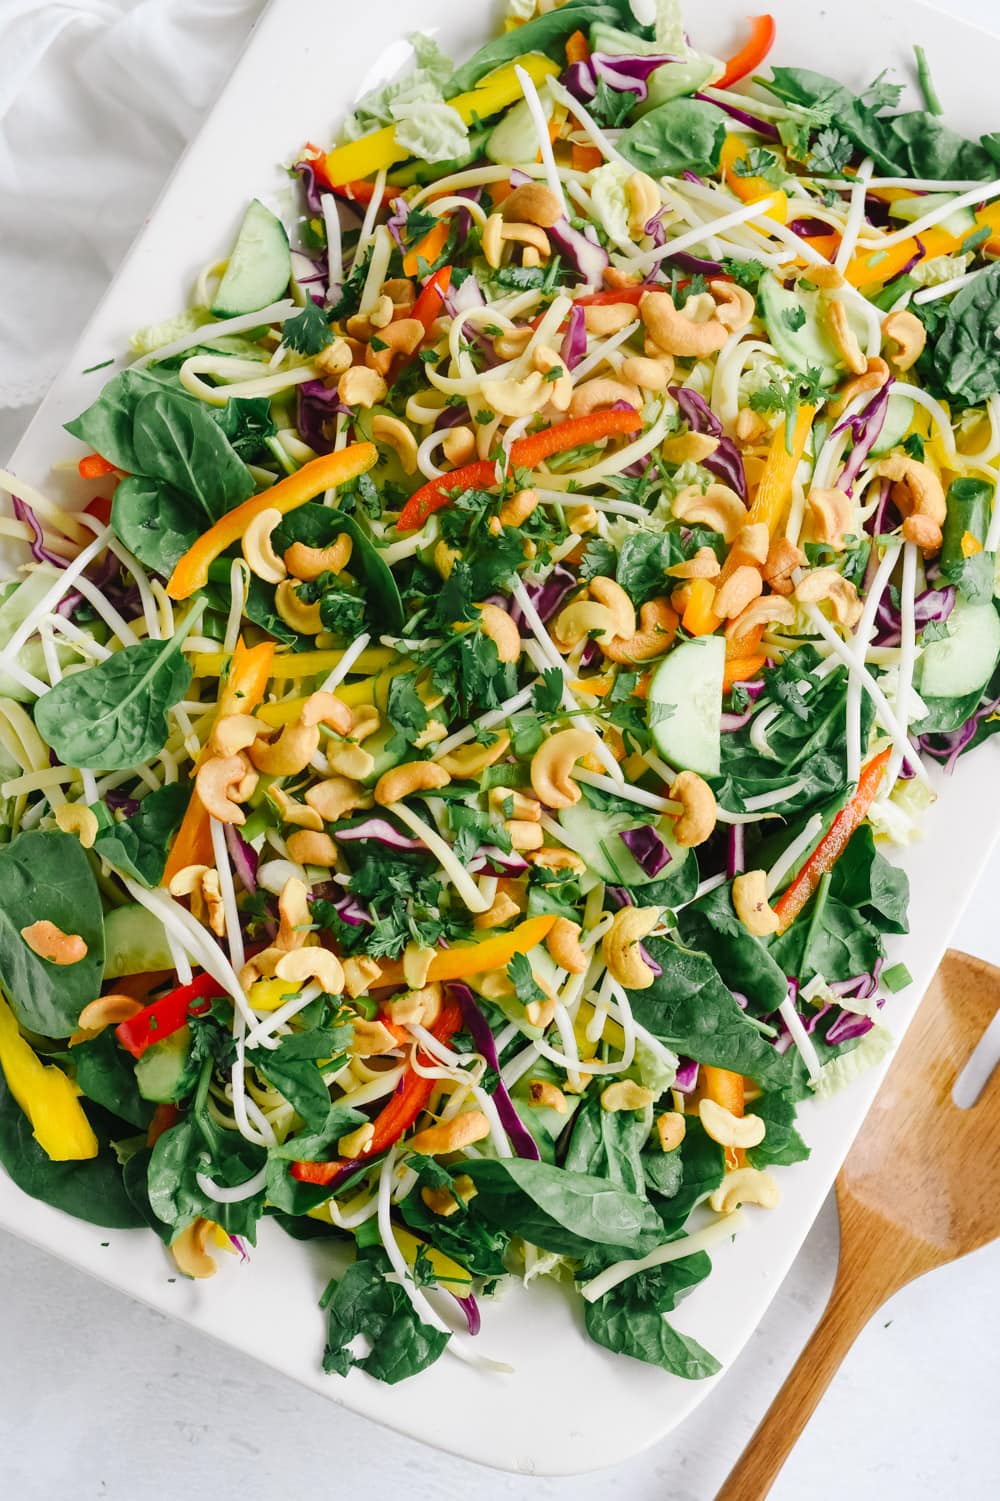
top-left (1, 1), bottom-right (999, 1496)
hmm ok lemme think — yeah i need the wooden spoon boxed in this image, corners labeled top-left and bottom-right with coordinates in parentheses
top-left (716, 948), bottom-right (1000, 1501)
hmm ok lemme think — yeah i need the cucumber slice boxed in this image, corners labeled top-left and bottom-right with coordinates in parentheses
top-left (135, 1027), bottom-right (193, 1104)
top-left (869, 392), bottom-right (916, 458)
top-left (916, 598), bottom-right (1000, 700)
top-left (557, 802), bottom-right (688, 887)
top-left (487, 98), bottom-right (549, 166)
top-left (759, 275), bottom-right (866, 385)
top-left (212, 199), bottom-right (290, 317)
top-left (647, 636), bottom-right (725, 776)
top-left (889, 193), bottom-right (976, 239)
top-left (103, 904), bottom-right (174, 980)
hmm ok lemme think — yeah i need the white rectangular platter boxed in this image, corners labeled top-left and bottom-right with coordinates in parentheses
top-left (2, 0), bottom-right (999, 1476)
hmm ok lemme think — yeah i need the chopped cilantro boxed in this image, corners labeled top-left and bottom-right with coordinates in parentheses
top-left (281, 299), bottom-right (334, 355)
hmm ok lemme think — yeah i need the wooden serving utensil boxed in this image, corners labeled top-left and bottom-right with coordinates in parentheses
top-left (716, 948), bottom-right (1000, 1501)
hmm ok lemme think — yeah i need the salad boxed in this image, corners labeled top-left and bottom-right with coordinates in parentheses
top-left (1, 0), bottom-right (999, 1389)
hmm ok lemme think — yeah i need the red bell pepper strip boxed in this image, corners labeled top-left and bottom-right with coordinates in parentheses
top-left (396, 408), bottom-right (644, 531)
top-left (411, 265), bottom-right (453, 333)
top-left (115, 972), bottom-right (222, 1059)
top-left (78, 454), bottom-right (117, 479)
top-left (147, 1103), bottom-right (179, 1147)
top-left (84, 495), bottom-right (113, 526)
top-left (716, 15), bottom-right (777, 90)
top-left (291, 999), bottom-right (464, 1186)
top-left (773, 748), bottom-right (892, 934)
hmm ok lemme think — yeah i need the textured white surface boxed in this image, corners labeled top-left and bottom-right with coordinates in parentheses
top-left (1, 0), bottom-right (1000, 1493)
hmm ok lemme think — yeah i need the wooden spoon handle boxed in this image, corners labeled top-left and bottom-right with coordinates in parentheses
top-left (714, 1271), bottom-right (883, 1501)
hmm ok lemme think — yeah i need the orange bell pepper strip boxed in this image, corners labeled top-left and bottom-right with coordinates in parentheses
top-left (682, 577), bottom-right (722, 636)
top-left (78, 453), bottom-right (117, 479)
top-left (701, 1064), bottom-right (745, 1116)
top-left (403, 219), bottom-right (450, 277)
top-left (565, 28), bottom-right (590, 65)
top-left (572, 143), bottom-right (603, 172)
top-left (773, 747), bottom-right (892, 934)
top-left (746, 404), bottom-right (816, 535)
top-left (371, 914), bottom-right (558, 990)
top-left (845, 202), bottom-right (1000, 288)
top-left (166, 443), bottom-right (377, 600)
top-left (291, 998), bottom-right (465, 1185)
top-left (719, 134), bottom-right (788, 224)
top-left (411, 265), bottom-right (452, 332)
top-left (716, 14), bottom-right (776, 89)
top-left (396, 409), bottom-right (643, 531)
top-left (723, 653), bottom-right (767, 691)
top-left (163, 637), bottom-right (275, 882)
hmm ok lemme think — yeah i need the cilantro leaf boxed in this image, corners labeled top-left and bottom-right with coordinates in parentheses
top-left (532, 668), bottom-right (564, 715)
top-left (507, 952), bottom-right (545, 1008)
top-left (282, 300), bottom-right (334, 356)
top-left (806, 126), bottom-right (854, 175)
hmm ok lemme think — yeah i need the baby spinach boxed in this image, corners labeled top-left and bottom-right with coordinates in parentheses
top-left (583, 1252), bottom-right (719, 1380)
top-left (35, 631), bottom-right (193, 772)
top-left (147, 1111), bottom-right (266, 1242)
top-left (273, 503), bottom-right (404, 632)
top-left (66, 1030), bottom-right (153, 1132)
top-left (641, 1145), bottom-right (684, 1199)
top-left (918, 266), bottom-right (1000, 409)
top-left (321, 1248), bottom-right (449, 1384)
top-left (65, 367), bottom-right (182, 472)
top-left (463, 1157), bottom-right (663, 1257)
top-left (446, 0), bottom-right (626, 92)
top-left (939, 478), bottom-right (994, 603)
top-left (746, 1091), bottom-right (809, 1169)
top-left (248, 1026), bottom-right (349, 1131)
top-left (111, 474), bottom-right (201, 576)
top-left (655, 1118), bottom-right (725, 1232)
top-left (401, 1157), bottom-right (510, 1279)
top-left (563, 1094), bottom-right (649, 1196)
top-left (0, 831), bottom-right (105, 1038)
top-left (131, 390), bottom-right (254, 522)
top-left (91, 783), bottom-right (189, 887)
top-left (0, 1073), bottom-right (143, 1228)
top-left (214, 396), bottom-right (277, 462)
top-left (619, 98), bottom-right (726, 179)
top-left (675, 882), bottom-right (789, 1015)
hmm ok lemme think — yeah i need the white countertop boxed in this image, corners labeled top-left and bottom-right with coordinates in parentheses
top-left (1, 0), bottom-right (999, 1493)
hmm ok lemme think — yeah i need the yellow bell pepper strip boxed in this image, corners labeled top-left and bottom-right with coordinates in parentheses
top-left (193, 645), bottom-right (394, 682)
top-left (166, 443), bottom-right (378, 600)
top-left (323, 55), bottom-right (559, 185)
top-left (0, 996), bottom-right (98, 1161)
top-left (371, 913), bottom-right (558, 991)
top-left (746, 404), bottom-right (816, 534)
top-left (164, 637), bottom-right (275, 882)
top-left (719, 134), bottom-right (788, 224)
top-left (845, 202), bottom-right (1000, 288)
top-left (256, 664), bottom-right (411, 726)
top-left (681, 576), bottom-right (722, 636)
top-left (774, 747), bottom-right (891, 934)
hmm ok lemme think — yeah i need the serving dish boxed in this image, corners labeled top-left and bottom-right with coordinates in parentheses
top-left (2, 0), bottom-right (999, 1475)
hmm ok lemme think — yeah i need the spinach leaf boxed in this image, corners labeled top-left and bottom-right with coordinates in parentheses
top-left (122, 1147), bottom-right (174, 1243)
top-left (583, 1252), bottom-right (720, 1380)
top-left (563, 1093), bottom-right (648, 1195)
top-left (674, 883), bottom-right (789, 1014)
top-left (919, 267), bottom-right (1000, 409)
top-left (67, 1030), bottom-right (153, 1131)
top-left (619, 98), bottom-right (726, 178)
top-left (35, 633), bottom-right (192, 772)
top-left (110, 474), bottom-right (202, 576)
top-left (939, 478), bottom-right (993, 603)
top-left (656, 1118), bottom-right (726, 1231)
top-left (272, 503), bottom-right (404, 632)
top-left (446, 0), bottom-right (625, 92)
top-left (321, 1249), bottom-right (449, 1384)
top-left (248, 1027), bottom-right (348, 1130)
top-left (829, 825), bottom-right (909, 934)
top-left (213, 396), bottom-right (277, 462)
top-left (746, 1091), bottom-right (809, 1168)
top-left (400, 1158), bottom-right (510, 1279)
top-left (147, 1110), bottom-right (266, 1242)
top-left (629, 939), bottom-right (792, 1089)
top-left (463, 1157), bottom-right (663, 1257)
top-left (92, 783), bottom-right (189, 887)
top-left (641, 1145), bottom-right (684, 1198)
top-left (65, 367), bottom-right (181, 472)
top-left (0, 831), bottom-right (105, 1037)
top-left (131, 390), bottom-right (254, 522)
top-left (0, 1073), bottom-right (143, 1228)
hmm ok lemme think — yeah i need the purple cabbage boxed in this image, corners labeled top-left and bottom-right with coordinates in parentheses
top-left (619, 824), bottom-right (672, 876)
top-left (548, 216), bottom-right (609, 288)
top-left (297, 379), bottom-right (350, 454)
top-left (824, 1010), bottom-right (875, 1046)
top-left (694, 91), bottom-right (779, 140)
top-left (673, 1057), bottom-right (699, 1092)
top-left (835, 381), bottom-right (893, 495)
top-left (560, 303), bottom-right (587, 370)
top-left (331, 894), bottom-right (374, 928)
top-left (788, 217), bottom-right (833, 239)
top-left (605, 885), bottom-right (633, 908)
top-left (11, 496), bottom-right (69, 568)
top-left (451, 1292), bottom-right (481, 1335)
top-left (104, 790), bottom-right (140, 818)
top-left (224, 823), bottom-right (258, 893)
top-left (509, 563), bottom-right (578, 627)
top-left (292, 160), bottom-right (326, 217)
top-left (664, 249), bottom-right (725, 277)
top-left (334, 818), bottom-right (425, 852)
top-left (563, 52), bottom-right (681, 106)
top-left (668, 385), bottom-right (748, 503)
top-left (720, 706), bottom-right (754, 731)
top-left (919, 693), bottom-right (1000, 774)
top-left (433, 402), bottom-right (471, 431)
top-left (386, 196), bottom-right (410, 253)
top-left (726, 824), bottom-right (746, 878)
top-left (638, 943), bottom-right (663, 977)
top-left (452, 985), bottom-right (540, 1160)
top-left (875, 585), bottom-right (955, 647)
top-left (469, 846), bottom-right (530, 876)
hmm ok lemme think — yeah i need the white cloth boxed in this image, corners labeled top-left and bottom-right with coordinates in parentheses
top-left (0, 0), bottom-right (262, 414)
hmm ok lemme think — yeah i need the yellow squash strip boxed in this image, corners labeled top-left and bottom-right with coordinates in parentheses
top-left (323, 56), bottom-right (559, 185)
top-left (0, 996), bottom-right (98, 1161)
top-left (747, 404), bottom-right (816, 534)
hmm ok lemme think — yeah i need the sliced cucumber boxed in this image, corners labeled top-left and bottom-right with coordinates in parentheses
top-left (487, 98), bottom-right (550, 166)
top-left (212, 199), bottom-right (290, 317)
top-left (647, 635), bottom-right (725, 777)
top-left (135, 1027), bottom-right (193, 1103)
top-left (759, 275), bottom-right (866, 385)
top-left (869, 392), bottom-right (916, 457)
top-left (103, 904), bottom-right (174, 979)
top-left (557, 802), bottom-right (687, 888)
top-left (889, 192), bottom-right (976, 239)
top-left (917, 598), bottom-right (1000, 700)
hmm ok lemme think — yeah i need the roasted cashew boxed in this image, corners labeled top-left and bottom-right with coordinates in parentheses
top-left (665, 545), bottom-right (721, 581)
top-left (794, 567), bottom-right (863, 628)
top-left (171, 1218), bottom-right (217, 1279)
top-left (338, 365), bottom-right (388, 408)
top-left (286, 829), bottom-right (339, 867)
top-left (491, 326), bottom-right (533, 360)
top-left (300, 690), bottom-right (354, 735)
top-left (325, 741), bottom-right (376, 779)
top-left (625, 170), bottom-right (660, 239)
top-left (274, 944), bottom-right (345, 994)
top-left (827, 300), bottom-right (867, 376)
top-left (314, 338), bottom-right (352, 379)
top-left (407, 1110), bottom-right (491, 1156)
top-left (305, 776), bottom-right (372, 822)
top-left (349, 1017), bottom-right (399, 1058)
top-left (276, 876), bottom-right (311, 951)
top-left (583, 301), bottom-right (638, 335)
top-left (732, 869), bottom-right (779, 936)
top-left (639, 289), bottom-right (728, 358)
top-left (473, 890), bottom-right (522, 930)
top-left (195, 753), bottom-right (257, 825)
top-left (545, 916), bottom-right (587, 974)
top-left (342, 955), bottom-right (383, 998)
top-left (441, 425), bottom-right (476, 466)
top-left (620, 354), bottom-right (673, 391)
top-left (807, 487), bottom-right (854, 551)
top-left (371, 413), bottom-right (418, 475)
top-left (588, 576), bottom-right (637, 640)
top-left (241, 507), bottom-right (287, 584)
top-left (602, 905), bottom-right (661, 990)
top-left (725, 595), bottom-right (796, 642)
top-left (709, 1166), bottom-right (780, 1213)
top-left (248, 720), bottom-right (320, 777)
top-left (567, 504), bottom-right (600, 535)
top-left (714, 565), bottom-right (763, 620)
top-left (532, 344), bottom-right (572, 411)
top-left (20, 919), bottom-right (87, 965)
top-left (365, 318), bottom-right (423, 376)
top-left (530, 727), bottom-right (600, 809)
top-left (167, 863), bottom-right (225, 936)
top-left (734, 407), bottom-right (769, 445)
top-left (763, 536), bottom-right (807, 596)
top-left (568, 377), bottom-right (642, 418)
top-left (830, 356), bottom-right (890, 418)
top-left (672, 483), bottom-right (747, 543)
top-left (501, 182), bottom-right (563, 227)
top-left (487, 370), bottom-right (548, 419)
top-left (54, 803), bottom-right (99, 849)
top-left (501, 221), bottom-right (551, 259)
top-left (269, 784), bottom-right (324, 831)
top-left (709, 279), bottom-right (755, 332)
top-left (506, 818), bottom-right (544, 851)
top-left (374, 760), bottom-right (451, 805)
top-left (528, 846), bottom-right (586, 874)
top-left (656, 1111), bottom-right (686, 1152)
top-left (383, 276), bottom-right (416, 310)
top-left (477, 602), bottom-right (521, 663)
top-left (601, 1079), bottom-right (656, 1111)
top-left (873, 453), bottom-right (947, 553)
top-left (699, 1097), bottom-right (766, 1150)
top-left (209, 712), bottom-right (260, 758)
top-left (734, 522), bottom-right (770, 566)
top-left (274, 580), bottom-right (323, 636)
top-left (498, 487), bottom-right (539, 528)
top-left (77, 993), bottom-right (144, 1033)
top-left (386, 981), bottom-right (443, 1028)
top-left (552, 598), bottom-right (618, 649)
top-left (670, 770), bottom-right (717, 848)
top-left (527, 1079), bottom-right (568, 1113)
top-left (437, 730), bottom-right (510, 778)
top-left (282, 532), bottom-right (352, 583)
top-left (600, 596), bottom-right (678, 663)
top-left (882, 309), bottom-right (926, 371)
top-left (483, 212), bottom-right (505, 268)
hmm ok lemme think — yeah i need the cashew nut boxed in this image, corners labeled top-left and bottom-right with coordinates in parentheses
top-left (406, 1110), bottom-right (491, 1155)
top-left (568, 504), bottom-right (599, 535)
top-left (569, 377), bottom-right (642, 418)
top-left (600, 596), bottom-right (678, 663)
top-left (794, 567), bottom-right (863, 628)
top-left (734, 407), bottom-right (769, 445)
top-left (342, 956), bottom-right (383, 998)
top-left (195, 753), bottom-right (258, 824)
top-left (656, 1111), bottom-right (686, 1152)
top-left (314, 338), bottom-right (352, 379)
top-left (501, 182), bottom-right (563, 227)
top-left (501, 220), bottom-right (551, 259)
top-left (601, 1079), bottom-right (656, 1111)
top-left (528, 846), bottom-right (586, 874)
top-left (617, 354), bottom-right (671, 392)
top-left (325, 741), bottom-right (376, 779)
top-left (672, 483), bottom-right (747, 543)
top-left (666, 546), bottom-right (721, 581)
top-left (506, 818), bottom-right (544, 851)
top-left (248, 720), bottom-right (320, 777)
top-left (583, 301), bottom-right (638, 335)
top-left (640, 289), bottom-right (728, 358)
top-left (365, 318), bottom-right (423, 376)
top-left (602, 905), bottom-right (661, 990)
top-left (709, 1166), bottom-right (781, 1213)
top-left (830, 356), bottom-right (890, 418)
top-left (725, 595), bottom-right (796, 642)
top-left (714, 565), bottom-right (763, 620)
top-left (530, 727), bottom-right (600, 809)
top-left (442, 425), bottom-right (476, 466)
top-left (698, 1097), bottom-right (767, 1150)
top-left (438, 730), bottom-right (510, 778)
top-left (276, 876), bottom-right (310, 951)
top-left (710, 279), bottom-right (756, 332)
top-left (491, 326), bottom-right (533, 360)
top-left (171, 1218), bottom-right (217, 1279)
top-left (473, 890), bottom-right (522, 930)
top-left (54, 803), bottom-right (99, 849)
top-left (807, 487), bottom-right (854, 551)
top-left (882, 309), bottom-right (926, 371)
top-left (477, 602), bottom-right (521, 663)
top-left (241, 507), bottom-right (287, 584)
top-left (168, 863), bottom-right (225, 935)
top-left (734, 522), bottom-right (770, 566)
top-left (552, 598), bottom-right (618, 649)
top-left (269, 784), bottom-right (324, 831)
top-left (282, 532), bottom-right (352, 583)
top-left (76, 993), bottom-right (144, 1034)
top-left (732, 869), bottom-right (779, 936)
top-left (374, 760), bottom-right (451, 805)
top-left (588, 576), bottom-right (637, 640)
top-left (545, 916), bottom-right (587, 974)
top-left (286, 829), bottom-right (339, 868)
top-left (209, 713), bottom-right (261, 758)
top-left (305, 776), bottom-right (372, 822)
top-left (763, 536), bottom-right (806, 596)
top-left (826, 299), bottom-right (867, 376)
top-left (371, 413), bottom-right (418, 475)
top-left (274, 580), bottom-right (323, 636)
top-left (532, 344), bottom-right (572, 411)
top-left (527, 1079), bottom-right (568, 1113)
top-left (497, 487), bottom-right (539, 529)
top-left (274, 945), bottom-right (345, 994)
top-left (300, 690), bottom-right (354, 735)
top-left (338, 365), bottom-right (388, 408)
top-left (670, 770), bottom-right (717, 848)
top-left (873, 453), bottom-right (947, 553)
top-left (349, 1017), bottom-right (400, 1058)
top-left (486, 370), bottom-right (548, 419)
top-left (387, 980), bottom-right (442, 1028)
top-left (625, 170), bottom-right (660, 239)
